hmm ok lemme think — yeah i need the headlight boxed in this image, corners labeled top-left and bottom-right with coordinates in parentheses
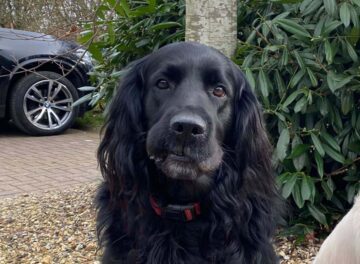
top-left (75, 48), bottom-right (93, 65)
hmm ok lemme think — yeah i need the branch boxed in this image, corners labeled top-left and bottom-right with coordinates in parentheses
top-left (325, 157), bottom-right (360, 177)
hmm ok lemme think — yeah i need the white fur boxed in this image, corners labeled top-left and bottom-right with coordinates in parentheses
top-left (314, 194), bottom-right (360, 264)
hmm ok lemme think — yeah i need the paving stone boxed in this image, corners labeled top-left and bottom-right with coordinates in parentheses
top-left (0, 128), bottom-right (101, 198)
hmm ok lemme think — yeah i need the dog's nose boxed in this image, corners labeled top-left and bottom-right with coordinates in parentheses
top-left (170, 114), bottom-right (206, 137)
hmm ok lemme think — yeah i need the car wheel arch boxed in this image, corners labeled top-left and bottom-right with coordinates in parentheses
top-left (5, 58), bottom-right (87, 114)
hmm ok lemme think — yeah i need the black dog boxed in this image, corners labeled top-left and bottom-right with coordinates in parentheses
top-left (96, 42), bottom-right (279, 263)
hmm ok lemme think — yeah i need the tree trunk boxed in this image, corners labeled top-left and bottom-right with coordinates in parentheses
top-left (185, 0), bottom-right (237, 58)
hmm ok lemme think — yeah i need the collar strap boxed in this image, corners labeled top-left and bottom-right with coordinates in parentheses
top-left (149, 195), bottom-right (201, 222)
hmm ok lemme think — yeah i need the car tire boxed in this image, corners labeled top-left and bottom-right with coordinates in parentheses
top-left (10, 71), bottom-right (79, 136)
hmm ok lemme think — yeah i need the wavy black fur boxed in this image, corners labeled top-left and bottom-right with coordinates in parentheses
top-left (96, 42), bottom-right (280, 264)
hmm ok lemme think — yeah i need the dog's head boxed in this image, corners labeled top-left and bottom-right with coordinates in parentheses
top-left (99, 42), bottom-right (271, 203)
top-left (144, 43), bottom-right (234, 184)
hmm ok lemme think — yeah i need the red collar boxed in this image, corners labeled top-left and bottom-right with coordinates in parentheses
top-left (149, 195), bottom-right (201, 221)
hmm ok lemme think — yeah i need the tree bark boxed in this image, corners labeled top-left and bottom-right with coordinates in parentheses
top-left (185, 0), bottom-right (237, 58)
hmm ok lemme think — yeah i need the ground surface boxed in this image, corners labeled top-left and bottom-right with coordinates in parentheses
top-left (0, 184), bottom-right (321, 264)
top-left (0, 125), bottom-right (100, 198)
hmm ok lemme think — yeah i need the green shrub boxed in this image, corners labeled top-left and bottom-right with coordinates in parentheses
top-left (80, 0), bottom-right (360, 236)
top-left (78, 0), bottom-right (185, 105)
top-left (235, 0), bottom-right (360, 235)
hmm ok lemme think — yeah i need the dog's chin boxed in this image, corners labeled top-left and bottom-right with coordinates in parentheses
top-left (150, 149), bottom-right (223, 182)
top-left (160, 155), bottom-right (201, 181)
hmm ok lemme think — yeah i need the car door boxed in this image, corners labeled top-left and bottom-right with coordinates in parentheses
top-left (0, 32), bottom-right (16, 118)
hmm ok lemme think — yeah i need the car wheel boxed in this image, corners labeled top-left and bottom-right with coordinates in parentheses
top-left (10, 71), bottom-right (79, 136)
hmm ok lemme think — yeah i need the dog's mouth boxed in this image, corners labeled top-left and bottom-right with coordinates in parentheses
top-left (148, 148), bottom-right (223, 181)
top-left (149, 152), bottom-right (196, 180)
top-left (149, 152), bottom-right (192, 163)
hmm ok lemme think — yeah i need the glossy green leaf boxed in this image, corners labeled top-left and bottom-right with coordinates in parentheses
top-left (327, 178), bottom-right (335, 192)
top-left (307, 68), bottom-right (318, 87)
top-left (290, 143), bottom-right (310, 158)
top-left (277, 172), bottom-right (291, 186)
top-left (315, 151), bottom-right (324, 178)
top-left (262, 22), bottom-right (271, 38)
top-left (242, 54), bottom-right (254, 68)
top-left (323, 144), bottom-right (346, 164)
top-left (280, 48), bottom-right (289, 67)
top-left (290, 70), bottom-right (306, 88)
top-left (332, 107), bottom-right (344, 131)
top-left (78, 30), bottom-right (93, 44)
top-left (311, 133), bottom-right (325, 157)
top-left (340, 3), bottom-right (351, 27)
top-left (275, 112), bottom-right (286, 122)
top-left (258, 69), bottom-right (269, 97)
top-left (293, 50), bottom-right (306, 69)
top-left (291, 136), bottom-right (307, 171)
top-left (276, 18), bottom-right (311, 38)
top-left (245, 68), bottom-right (256, 92)
top-left (320, 132), bottom-right (341, 152)
top-left (78, 86), bottom-right (97, 92)
top-left (119, 0), bottom-right (131, 16)
top-left (88, 44), bottom-right (103, 62)
top-left (352, 0), bottom-right (360, 7)
top-left (324, 40), bottom-right (334, 64)
top-left (340, 91), bottom-right (354, 115)
top-left (277, 128), bottom-right (290, 161)
top-left (282, 173), bottom-right (298, 198)
top-left (314, 16), bottom-right (326, 36)
top-left (348, 27), bottom-right (360, 46)
top-left (271, 0), bottom-right (303, 3)
top-left (346, 41), bottom-right (358, 62)
top-left (135, 39), bottom-right (150, 48)
top-left (327, 71), bottom-right (353, 93)
top-left (110, 69), bottom-right (128, 78)
top-left (322, 21), bottom-right (343, 36)
top-left (150, 22), bottom-right (182, 31)
top-left (275, 70), bottom-right (286, 97)
top-left (309, 177), bottom-right (316, 202)
top-left (324, 0), bottom-right (337, 17)
top-left (301, 176), bottom-right (311, 200)
top-left (261, 49), bottom-right (269, 65)
top-left (294, 96), bottom-right (307, 113)
top-left (246, 30), bottom-right (257, 44)
top-left (282, 90), bottom-right (303, 109)
top-left (350, 8), bottom-right (360, 27)
top-left (322, 180), bottom-right (333, 200)
top-left (319, 99), bottom-right (329, 116)
top-left (293, 183), bottom-right (305, 208)
top-left (300, 0), bottom-right (313, 11)
top-left (308, 204), bottom-right (327, 225)
top-left (73, 93), bottom-right (92, 107)
top-left (302, 0), bottom-right (322, 16)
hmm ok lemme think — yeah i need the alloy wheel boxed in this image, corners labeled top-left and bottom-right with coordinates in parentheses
top-left (23, 79), bottom-right (74, 130)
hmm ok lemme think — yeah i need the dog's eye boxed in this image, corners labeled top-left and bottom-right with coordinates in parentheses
top-left (156, 79), bottom-right (170, 89)
top-left (213, 87), bottom-right (226, 97)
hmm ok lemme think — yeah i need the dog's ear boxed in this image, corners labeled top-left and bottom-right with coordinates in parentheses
top-left (98, 57), bottom-right (148, 205)
top-left (214, 64), bottom-right (279, 254)
top-left (229, 64), bottom-right (274, 197)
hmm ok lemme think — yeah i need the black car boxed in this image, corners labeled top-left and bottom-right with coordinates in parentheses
top-left (0, 28), bottom-right (93, 135)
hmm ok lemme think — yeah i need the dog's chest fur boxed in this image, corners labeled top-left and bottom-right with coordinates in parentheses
top-left (97, 185), bottom-right (262, 264)
top-left (116, 212), bottom-right (247, 263)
